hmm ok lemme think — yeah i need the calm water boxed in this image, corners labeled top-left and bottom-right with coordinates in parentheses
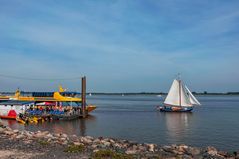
top-left (2, 95), bottom-right (239, 151)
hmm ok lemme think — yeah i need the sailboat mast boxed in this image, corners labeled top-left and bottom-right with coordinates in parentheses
top-left (179, 79), bottom-right (181, 107)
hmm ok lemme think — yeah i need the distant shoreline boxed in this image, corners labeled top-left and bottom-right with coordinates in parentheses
top-left (85, 92), bottom-right (239, 96)
top-left (1, 92), bottom-right (239, 96)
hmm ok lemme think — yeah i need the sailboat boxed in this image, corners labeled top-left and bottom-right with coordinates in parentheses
top-left (160, 78), bottom-right (201, 112)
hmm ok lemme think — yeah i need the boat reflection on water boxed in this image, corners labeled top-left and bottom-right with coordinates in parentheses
top-left (2, 115), bottom-right (97, 136)
top-left (1, 119), bottom-right (25, 131)
top-left (27, 115), bottom-right (97, 136)
top-left (162, 112), bottom-right (193, 143)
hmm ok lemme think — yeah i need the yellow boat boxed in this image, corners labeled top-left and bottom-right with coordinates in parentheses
top-left (16, 116), bottom-right (41, 125)
top-left (16, 117), bottom-right (26, 124)
top-left (30, 117), bottom-right (39, 123)
top-left (87, 105), bottom-right (97, 112)
top-left (16, 86), bottom-right (95, 111)
top-left (0, 86), bottom-right (96, 120)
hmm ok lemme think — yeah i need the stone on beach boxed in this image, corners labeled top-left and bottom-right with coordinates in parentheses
top-left (80, 136), bottom-right (93, 144)
top-left (4, 130), bottom-right (14, 135)
top-left (185, 147), bottom-right (201, 156)
top-left (61, 133), bottom-right (68, 138)
top-left (33, 131), bottom-right (49, 138)
top-left (93, 138), bottom-right (101, 144)
top-left (147, 143), bottom-right (156, 152)
top-left (102, 140), bottom-right (111, 147)
top-left (0, 127), bottom-right (4, 133)
top-left (206, 146), bottom-right (218, 156)
top-left (0, 124), bottom-right (236, 159)
top-left (13, 129), bottom-right (19, 133)
top-left (16, 134), bottom-right (25, 139)
top-left (46, 133), bottom-right (53, 139)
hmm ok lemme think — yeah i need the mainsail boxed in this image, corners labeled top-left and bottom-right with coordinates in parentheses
top-left (185, 85), bottom-right (201, 105)
top-left (164, 79), bottom-right (192, 107)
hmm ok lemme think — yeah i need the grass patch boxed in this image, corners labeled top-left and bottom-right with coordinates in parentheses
top-left (92, 149), bottom-right (134, 159)
top-left (38, 140), bottom-right (49, 146)
top-left (64, 145), bottom-right (85, 153)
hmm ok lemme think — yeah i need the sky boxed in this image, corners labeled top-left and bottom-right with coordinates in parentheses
top-left (0, 0), bottom-right (239, 93)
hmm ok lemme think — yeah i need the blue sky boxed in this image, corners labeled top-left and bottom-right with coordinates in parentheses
top-left (0, 0), bottom-right (239, 92)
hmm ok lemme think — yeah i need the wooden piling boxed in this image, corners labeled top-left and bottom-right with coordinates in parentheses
top-left (81, 76), bottom-right (87, 118)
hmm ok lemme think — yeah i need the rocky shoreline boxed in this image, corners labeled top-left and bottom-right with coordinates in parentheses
top-left (0, 122), bottom-right (238, 159)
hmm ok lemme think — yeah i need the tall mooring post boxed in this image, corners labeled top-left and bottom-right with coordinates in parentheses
top-left (81, 76), bottom-right (87, 118)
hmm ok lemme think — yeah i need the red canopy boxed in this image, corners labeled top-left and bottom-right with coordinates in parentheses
top-left (8, 110), bottom-right (17, 117)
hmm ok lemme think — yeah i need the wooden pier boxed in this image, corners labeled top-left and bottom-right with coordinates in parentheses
top-left (81, 76), bottom-right (87, 118)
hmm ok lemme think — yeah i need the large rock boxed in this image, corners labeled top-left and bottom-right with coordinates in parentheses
top-left (16, 134), bottom-right (25, 139)
top-left (5, 127), bottom-right (12, 131)
top-left (185, 147), bottom-right (201, 156)
top-left (23, 140), bottom-right (33, 144)
top-left (217, 151), bottom-right (228, 157)
top-left (4, 130), bottom-right (14, 135)
top-left (10, 134), bottom-right (18, 139)
top-left (0, 127), bottom-right (4, 133)
top-left (46, 133), bottom-right (53, 139)
top-left (61, 133), bottom-right (68, 138)
top-left (91, 144), bottom-right (98, 149)
top-left (25, 132), bottom-right (33, 138)
top-left (147, 144), bottom-right (156, 152)
top-left (163, 146), bottom-right (179, 154)
top-left (178, 144), bottom-right (188, 152)
top-left (102, 141), bottom-right (111, 147)
top-left (138, 145), bottom-right (147, 152)
top-left (47, 138), bottom-right (52, 142)
top-left (71, 135), bottom-right (79, 142)
top-left (181, 154), bottom-right (193, 159)
top-left (122, 143), bottom-right (129, 149)
top-left (93, 149), bottom-right (99, 153)
top-left (109, 139), bottom-right (115, 144)
top-left (53, 133), bottom-right (61, 137)
top-left (81, 137), bottom-right (92, 144)
top-left (85, 136), bottom-right (94, 140)
top-left (236, 151), bottom-right (239, 159)
top-left (62, 141), bottom-right (68, 145)
top-left (113, 143), bottom-right (123, 149)
top-left (59, 137), bottom-right (67, 142)
top-left (93, 138), bottom-right (101, 144)
top-left (13, 129), bottom-right (19, 133)
top-left (125, 148), bottom-right (138, 155)
top-left (206, 146), bottom-right (218, 156)
top-left (33, 131), bottom-right (49, 138)
top-left (73, 142), bottom-right (83, 146)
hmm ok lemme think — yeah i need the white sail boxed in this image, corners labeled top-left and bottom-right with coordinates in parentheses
top-left (185, 85), bottom-right (201, 105)
top-left (180, 82), bottom-right (193, 107)
top-left (164, 79), bottom-right (192, 107)
top-left (164, 79), bottom-right (180, 106)
top-left (164, 80), bottom-right (192, 107)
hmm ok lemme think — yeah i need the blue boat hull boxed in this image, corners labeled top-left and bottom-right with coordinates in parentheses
top-left (159, 106), bottom-right (193, 112)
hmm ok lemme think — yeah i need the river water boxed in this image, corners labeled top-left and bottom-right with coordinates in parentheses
top-left (3, 95), bottom-right (239, 151)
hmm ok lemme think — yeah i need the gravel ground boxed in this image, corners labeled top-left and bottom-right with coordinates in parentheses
top-left (0, 135), bottom-right (89, 159)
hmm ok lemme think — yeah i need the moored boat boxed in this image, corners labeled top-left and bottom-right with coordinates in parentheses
top-left (160, 77), bottom-right (201, 112)
top-left (0, 86), bottom-right (96, 120)
top-left (0, 101), bottom-right (34, 119)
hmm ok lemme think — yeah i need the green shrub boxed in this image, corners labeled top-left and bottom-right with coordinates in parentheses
top-left (92, 149), bottom-right (134, 159)
top-left (64, 145), bottom-right (85, 153)
top-left (38, 140), bottom-right (49, 146)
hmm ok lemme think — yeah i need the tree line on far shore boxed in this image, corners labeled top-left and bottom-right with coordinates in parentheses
top-left (1, 91), bottom-right (239, 96)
